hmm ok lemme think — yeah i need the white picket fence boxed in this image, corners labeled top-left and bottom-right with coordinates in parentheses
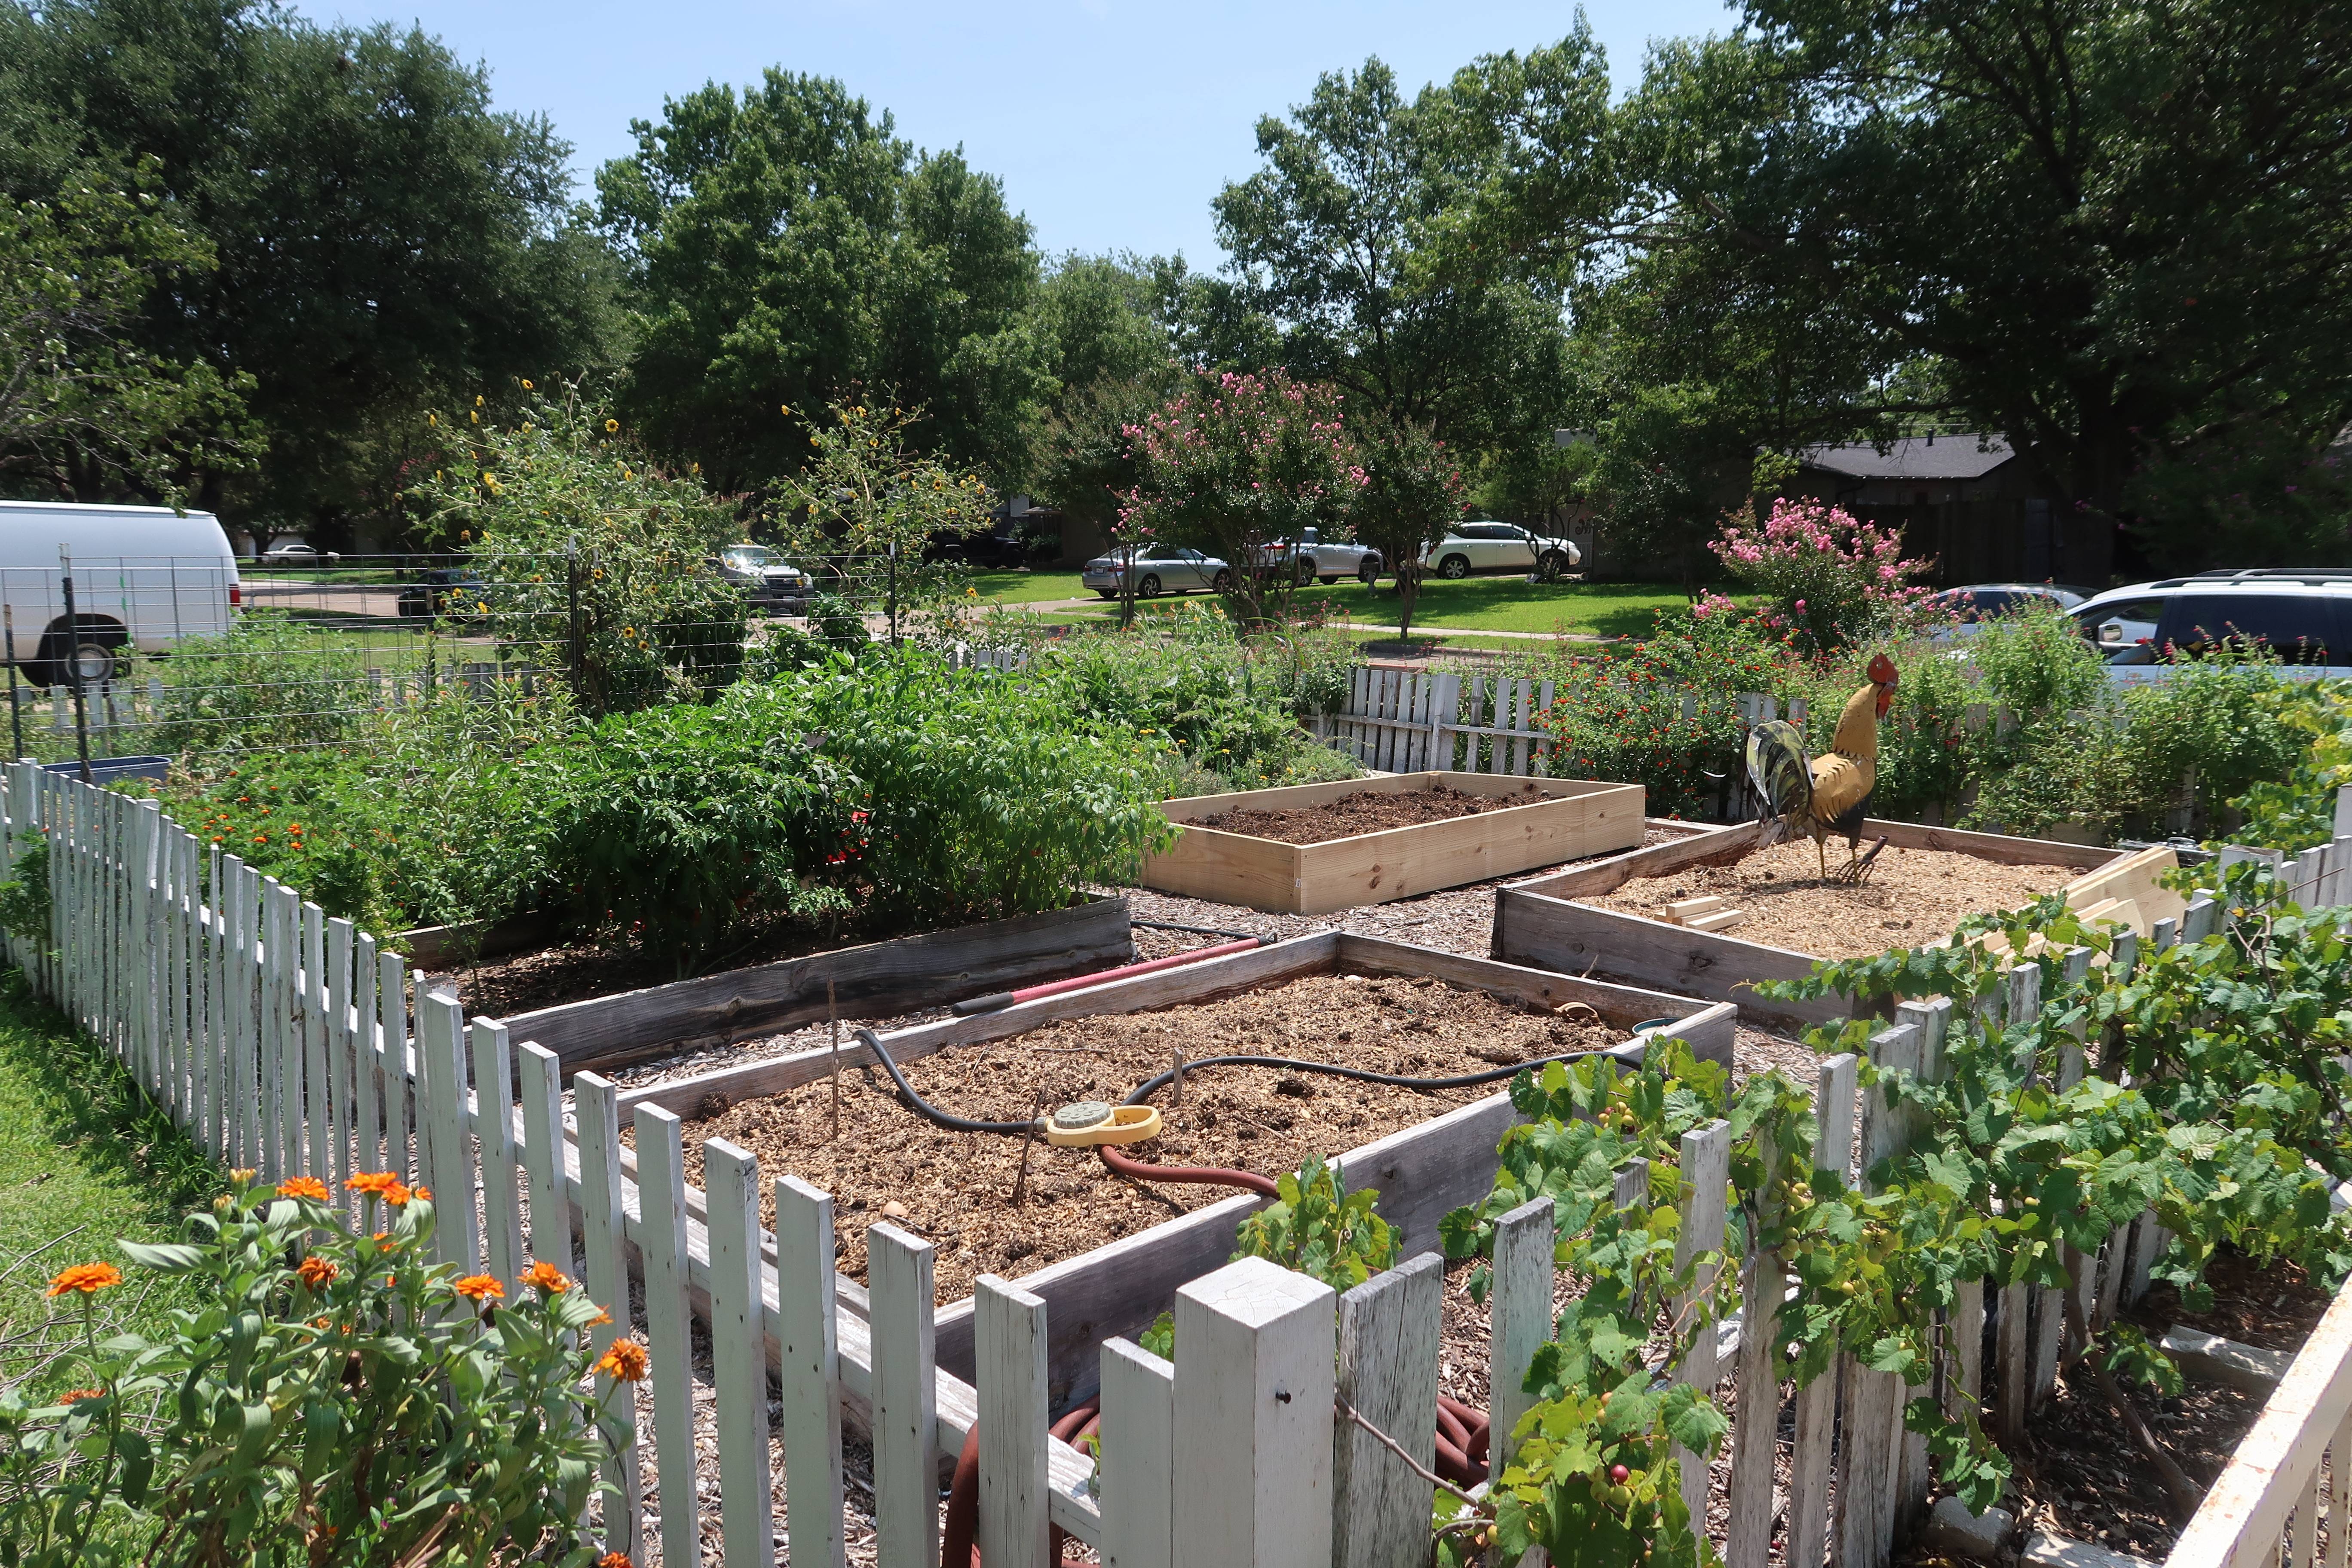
top-left (3, 759), bottom-right (2334, 1568)
top-left (1314, 668), bottom-right (1567, 775)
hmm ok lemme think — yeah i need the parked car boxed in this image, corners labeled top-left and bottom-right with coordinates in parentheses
top-left (709, 544), bottom-right (810, 613)
top-left (928, 519), bottom-right (1037, 570)
top-left (2069, 570), bottom-right (2352, 684)
top-left (1081, 543), bottom-right (1234, 599)
top-left (1261, 527), bottom-right (1384, 585)
top-left (0, 499), bottom-right (241, 688)
top-left (396, 567), bottom-right (488, 620)
top-left (260, 541), bottom-right (337, 565)
top-left (1420, 521), bottom-right (1580, 580)
top-left (1922, 583), bottom-right (2088, 643)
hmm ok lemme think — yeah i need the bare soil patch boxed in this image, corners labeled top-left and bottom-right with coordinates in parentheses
top-left (1577, 838), bottom-right (2077, 959)
top-left (643, 971), bottom-right (1623, 1306)
top-left (1193, 782), bottom-right (1551, 845)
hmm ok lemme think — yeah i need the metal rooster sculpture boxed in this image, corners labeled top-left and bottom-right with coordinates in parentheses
top-left (1745, 653), bottom-right (1900, 884)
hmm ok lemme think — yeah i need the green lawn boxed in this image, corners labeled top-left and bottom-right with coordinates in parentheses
top-left (1038, 577), bottom-right (1712, 638)
top-left (0, 975), bottom-right (215, 1373)
top-left (969, 570), bottom-right (1089, 604)
top-left (1292, 578), bottom-right (1700, 637)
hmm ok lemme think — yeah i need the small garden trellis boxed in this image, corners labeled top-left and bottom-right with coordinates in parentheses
top-left (7, 761), bottom-right (2352, 1568)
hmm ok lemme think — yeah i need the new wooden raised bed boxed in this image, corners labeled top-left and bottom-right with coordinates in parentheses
top-left (1491, 820), bottom-right (2167, 1033)
top-left (468, 895), bottom-right (1133, 1072)
top-left (600, 929), bottom-right (1734, 1411)
top-left (1139, 771), bottom-right (1645, 915)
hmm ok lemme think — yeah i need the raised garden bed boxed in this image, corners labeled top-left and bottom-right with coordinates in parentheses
top-left (600, 929), bottom-right (1733, 1411)
top-left (1491, 821), bottom-right (2150, 1032)
top-left (453, 895), bottom-right (1133, 1072)
top-left (1142, 771), bottom-right (1645, 915)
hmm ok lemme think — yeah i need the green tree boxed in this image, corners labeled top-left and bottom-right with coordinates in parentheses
top-left (1642, 2), bottom-right (2352, 544)
top-left (1212, 58), bottom-right (1578, 462)
top-left (1121, 369), bottom-right (1363, 626)
top-left (1349, 419), bottom-right (1466, 643)
top-left (0, 0), bottom-right (624, 540)
top-left (597, 70), bottom-right (1047, 495)
top-left (0, 175), bottom-right (257, 501)
top-left (771, 398), bottom-right (996, 645)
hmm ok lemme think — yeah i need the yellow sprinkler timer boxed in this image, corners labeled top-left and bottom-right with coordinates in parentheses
top-left (1041, 1100), bottom-right (1163, 1148)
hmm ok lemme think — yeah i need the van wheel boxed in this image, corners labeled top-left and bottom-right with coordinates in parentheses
top-left (31, 625), bottom-right (127, 691)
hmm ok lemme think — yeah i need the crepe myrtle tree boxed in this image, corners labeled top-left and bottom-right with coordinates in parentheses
top-left (772, 397), bottom-right (996, 646)
top-left (1119, 368), bottom-right (1365, 626)
top-left (1350, 417), bottom-right (1467, 646)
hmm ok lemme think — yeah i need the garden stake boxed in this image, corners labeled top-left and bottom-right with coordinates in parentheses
top-left (1171, 1044), bottom-right (1184, 1106)
top-left (827, 980), bottom-right (841, 1142)
top-left (58, 550), bottom-right (91, 784)
top-left (1009, 1091), bottom-right (1047, 1207)
top-left (3, 604), bottom-right (21, 761)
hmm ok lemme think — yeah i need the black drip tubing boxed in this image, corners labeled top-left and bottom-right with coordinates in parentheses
top-left (855, 1026), bottom-right (1628, 1139)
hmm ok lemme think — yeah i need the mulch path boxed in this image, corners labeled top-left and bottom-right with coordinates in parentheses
top-left (635, 971), bottom-right (1623, 1307)
top-left (1578, 839), bottom-right (2079, 959)
top-left (1191, 782), bottom-right (1553, 844)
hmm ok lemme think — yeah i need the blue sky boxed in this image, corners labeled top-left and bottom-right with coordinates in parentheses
top-left (302, 0), bottom-right (1740, 264)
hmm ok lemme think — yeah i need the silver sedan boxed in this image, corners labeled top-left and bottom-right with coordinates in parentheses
top-left (1081, 544), bottom-right (1235, 599)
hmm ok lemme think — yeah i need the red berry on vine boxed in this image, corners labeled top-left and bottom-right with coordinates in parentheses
top-left (1611, 1464), bottom-right (1630, 1484)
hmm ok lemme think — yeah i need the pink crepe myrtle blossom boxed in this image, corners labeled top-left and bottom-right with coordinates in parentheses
top-left (1709, 497), bottom-right (1938, 653)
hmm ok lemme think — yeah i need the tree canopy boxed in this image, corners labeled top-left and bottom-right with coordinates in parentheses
top-left (0, 0), bottom-right (623, 539)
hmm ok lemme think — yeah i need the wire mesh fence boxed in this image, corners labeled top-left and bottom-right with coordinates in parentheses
top-left (0, 550), bottom-right (971, 774)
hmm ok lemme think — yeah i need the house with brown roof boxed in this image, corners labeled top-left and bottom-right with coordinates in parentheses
top-left (1790, 435), bottom-right (2113, 588)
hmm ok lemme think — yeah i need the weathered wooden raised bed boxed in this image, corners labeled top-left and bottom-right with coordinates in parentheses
top-left (602, 929), bottom-right (1734, 1412)
top-left (1491, 820), bottom-right (2149, 1033)
top-left (481, 895), bottom-right (1133, 1072)
top-left (1139, 771), bottom-right (1645, 914)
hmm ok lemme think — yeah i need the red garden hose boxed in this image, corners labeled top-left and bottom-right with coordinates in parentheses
top-left (1096, 1142), bottom-right (1282, 1197)
top-left (953, 937), bottom-right (1262, 1014)
top-left (942, 1403), bottom-right (1102, 1568)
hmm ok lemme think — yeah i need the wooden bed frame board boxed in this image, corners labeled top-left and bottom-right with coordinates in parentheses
top-left (575, 931), bottom-right (1735, 1412)
top-left (493, 894), bottom-right (1132, 1072)
top-left (1492, 819), bottom-right (2128, 1034)
top-left (1141, 771), bottom-right (1646, 915)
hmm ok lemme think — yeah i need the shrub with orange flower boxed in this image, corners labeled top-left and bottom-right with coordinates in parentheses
top-left (277, 1176), bottom-right (330, 1202)
top-left (47, 1262), bottom-right (122, 1297)
top-left (60, 1387), bottom-right (107, 1404)
top-left (297, 1256), bottom-right (339, 1289)
top-left (452, 1274), bottom-right (505, 1303)
top-left (594, 1337), bottom-right (650, 1382)
top-left (522, 1261), bottom-right (571, 1294)
top-left (347, 1171), bottom-right (408, 1202)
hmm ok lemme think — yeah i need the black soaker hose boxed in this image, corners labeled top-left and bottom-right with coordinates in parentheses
top-left (855, 1026), bottom-right (1632, 1139)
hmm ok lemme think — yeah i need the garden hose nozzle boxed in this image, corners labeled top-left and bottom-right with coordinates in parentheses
top-left (1041, 1100), bottom-right (1162, 1147)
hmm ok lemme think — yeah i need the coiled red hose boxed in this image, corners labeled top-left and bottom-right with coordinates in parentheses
top-left (942, 1403), bottom-right (1102, 1568)
top-left (1096, 1141), bottom-right (1281, 1197)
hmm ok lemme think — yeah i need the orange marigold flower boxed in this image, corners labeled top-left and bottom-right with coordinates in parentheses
top-left (522, 1260), bottom-right (571, 1294)
top-left (586, 1307), bottom-right (612, 1328)
top-left (47, 1263), bottom-right (122, 1297)
top-left (297, 1256), bottom-right (338, 1288)
top-left (594, 1338), bottom-right (650, 1382)
top-left (277, 1176), bottom-right (330, 1202)
top-left (346, 1171), bottom-right (406, 1198)
top-left (452, 1274), bottom-right (505, 1303)
top-left (410, 1186), bottom-right (433, 1203)
top-left (598, 1554), bottom-right (635, 1568)
top-left (60, 1388), bottom-right (106, 1404)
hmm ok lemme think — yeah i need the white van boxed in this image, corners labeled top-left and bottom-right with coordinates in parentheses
top-left (0, 501), bottom-right (241, 689)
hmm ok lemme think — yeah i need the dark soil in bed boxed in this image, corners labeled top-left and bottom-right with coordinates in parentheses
top-left (1192, 782), bottom-right (1551, 845)
top-left (1905, 1248), bottom-right (2335, 1566)
top-left (643, 971), bottom-right (1626, 1306)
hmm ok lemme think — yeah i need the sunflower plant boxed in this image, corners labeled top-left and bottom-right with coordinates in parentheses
top-left (0, 1170), bottom-right (639, 1567)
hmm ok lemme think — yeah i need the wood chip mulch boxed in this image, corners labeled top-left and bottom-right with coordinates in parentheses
top-left (1902, 1249), bottom-right (2335, 1567)
top-left (1578, 839), bottom-right (2078, 960)
top-left (1191, 781), bottom-right (1553, 844)
top-left (637, 972), bottom-right (1624, 1307)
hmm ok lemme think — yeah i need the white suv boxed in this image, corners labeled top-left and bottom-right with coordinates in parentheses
top-left (2071, 570), bottom-right (2352, 685)
top-left (1421, 521), bottom-right (1581, 580)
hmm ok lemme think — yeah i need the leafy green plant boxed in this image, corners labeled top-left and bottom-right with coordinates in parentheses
top-left (0, 1170), bottom-right (627, 1567)
top-left (1232, 1154), bottom-right (1400, 1292)
top-left (0, 835), bottom-right (51, 944)
top-left (407, 380), bottom-right (748, 713)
